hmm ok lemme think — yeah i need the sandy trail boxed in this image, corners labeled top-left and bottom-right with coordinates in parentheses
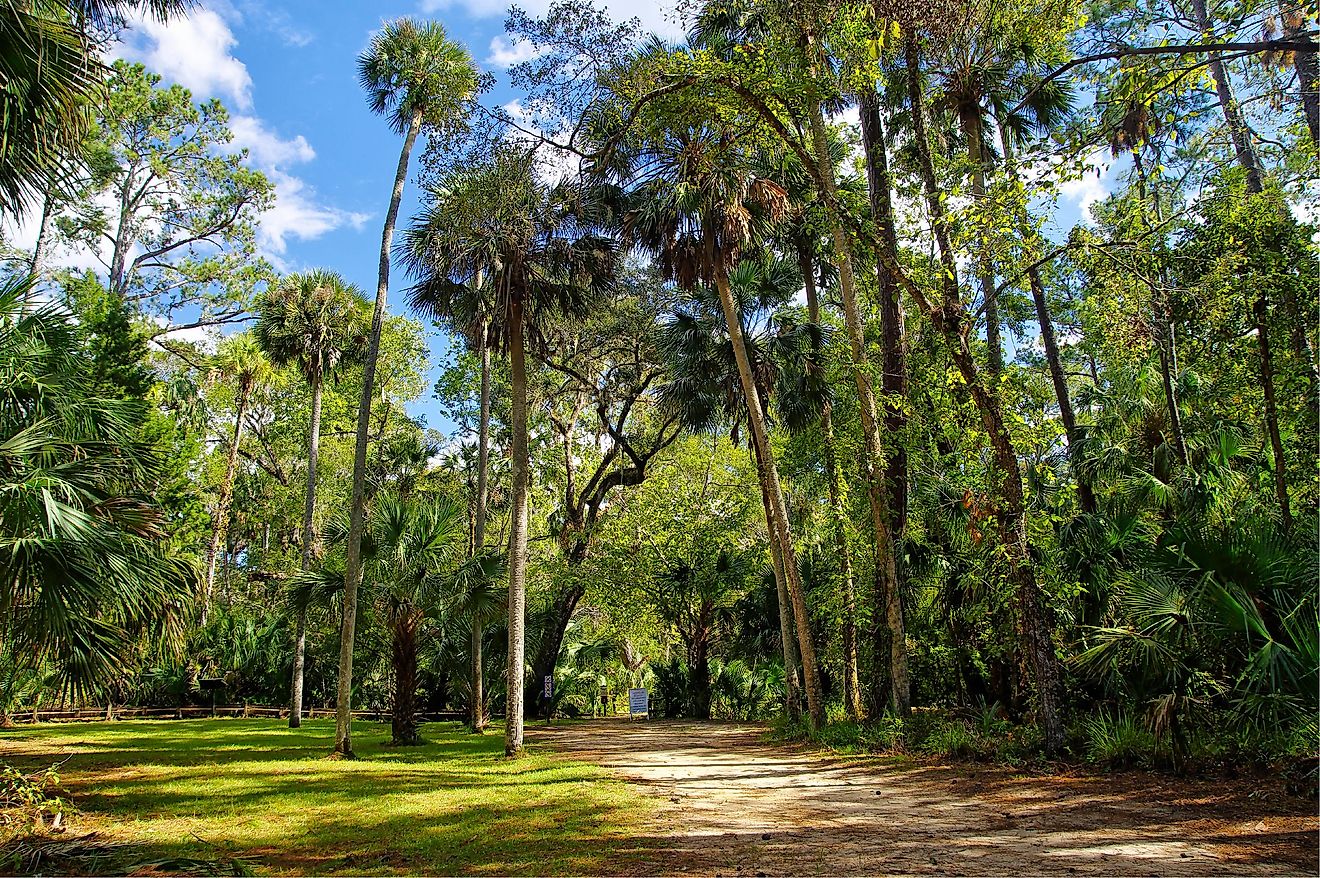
top-left (529, 720), bottom-right (1317, 877)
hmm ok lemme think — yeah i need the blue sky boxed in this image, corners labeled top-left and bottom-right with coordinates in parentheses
top-left (7, 0), bottom-right (1119, 436)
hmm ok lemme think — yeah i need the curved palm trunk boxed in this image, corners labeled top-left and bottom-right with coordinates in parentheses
top-left (202, 380), bottom-right (251, 625)
top-left (289, 374), bottom-right (323, 729)
top-left (903, 36), bottom-right (1063, 753)
top-left (471, 322), bottom-right (491, 733)
top-left (806, 100), bottom-right (909, 716)
top-left (711, 244), bottom-right (824, 728)
top-left (335, 106), bottom-right (424, 757)
top-left (753, 434), bottom-right (801, 719)
top-left (390, 608), bottom-right (422, 746)
top-left (505, 296), bottom-right (531, 757)
top-left (801, 249), bottom-right (861, 720)
top-left (963, 114), bottom-right (1003, 378)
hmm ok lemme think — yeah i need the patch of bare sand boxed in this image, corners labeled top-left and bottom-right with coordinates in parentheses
top-left (529, 720), bottom-right (1317, 877)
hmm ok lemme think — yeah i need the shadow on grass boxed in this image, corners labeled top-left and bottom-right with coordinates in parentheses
top-left (0, 719), bottom-right (662, 876)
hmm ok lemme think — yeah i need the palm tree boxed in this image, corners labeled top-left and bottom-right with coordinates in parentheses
top-left (0, 0), bottom-right (187, 213)
top-left (402, 145), bottom-right (616, 755)
top-left (598, 100), bottom-right (827, 727)
top-left (202, 332), bottom-right (274, 624)
top-left (0, 274), bottom-right (194, 700)
top-left (656, 253), bottom-right (827, 720)
top-left (335, 19), bottom-right (481, 757)
top-left (444, 545), bottom-right (507, 732)
top-left (255, 270), bottom-right (369, 728)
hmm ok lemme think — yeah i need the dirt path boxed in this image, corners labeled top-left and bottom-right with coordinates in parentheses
top-left (529, 720), bottom-right (1317, 877)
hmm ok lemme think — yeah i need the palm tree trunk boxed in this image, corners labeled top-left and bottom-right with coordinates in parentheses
top-left (801, 248), bottom-right (861, 720)
top-left (471, 321), bottom-right (491, 733)
top-left (710, 246), bottom-right (824, 728)
top-left (505, 294), bottom-right (531, 757)
top-left (336, 106), bottom-right (424, 758)
top-left (290, 375), bottom-right (323, 728)
top-left (963, 114), bottom-right (1003, 378)
top-left (857, 86), bottom-right (913, 718)
top-left (806, 100), bottom-right (909, 716)
top-left (753, 433), bottom-right (801, 719)
top-left (903, 36), bottom-right (1064, 752)
top-left (391, 611), bottom-right (421, 746)
top-left (203, 383), bottom-right (250, 625)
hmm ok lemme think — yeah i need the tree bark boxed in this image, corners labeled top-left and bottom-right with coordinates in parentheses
top-left (806, 100), bottom-right (909, 716)
top-left (801, 247), bottom-right (861, 720)
top-left (471, 321), bottom-right (491, 732)
top-left (962, 113), bottom-right (1004, 378)
top-left (390, 610), bottom-right (422, 746)
top-left (1282, 7), bottom-right (1319, 145)
top-left (202, 381), bottom-right (250, 625)
top-left (857, 86), bottom-right (912, 718)
top-left (903, 36), bottom-right (1064, 752)
top-left (290, 374), bottom-right (323, 728)
top-left (505, 294), bottom-right (531, 757)
top-left (711, 245), bottom-right (825, 728)
top-left (335, 107), bottom-right (423, 758)
top-left (753, 431), bottom-right (802, 719)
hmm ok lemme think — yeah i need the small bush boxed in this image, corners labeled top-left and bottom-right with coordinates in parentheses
top-left (0, 761), bottom-right (68, 833)
top-left (1082, 711), bottom-right (1156, 769)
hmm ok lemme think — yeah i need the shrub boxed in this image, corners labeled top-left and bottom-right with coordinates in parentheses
top-left (1082, 711), bottom-right (1156, 768)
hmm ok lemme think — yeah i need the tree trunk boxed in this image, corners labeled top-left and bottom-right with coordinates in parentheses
top-left (903, 36), bottom-right (1064, 752)
top-left (290, 374), bottom-right (323, 728)
top-left (335, 107), bottom-right (423, 758)
top-left (801, 248), bottom-right (861, 720)
top-left (962, 113), bottom-right (1004, 378)
top-left (1191, 0), bottom-right (1293, 528)
top-left (857, 86), bottom-right (912, 718)
top-left (806, 100), bottom-right (909, 716)
top-left (1282, 6), bottom-right (1319, 146)
top-left (711, 248), bottom-right (825, 729)
top-left (690, 624), bottom-right (712, 720)
top-left (390, 611), bottom-right (422, 746)
top-left (203, 382), bottom-right (250, 625)
top-left (505, 295), bottom-right (531, 757)
top-left (471, 321), bottom-right (491, 733)
top-left (753, 433), bottom-right (802, 719)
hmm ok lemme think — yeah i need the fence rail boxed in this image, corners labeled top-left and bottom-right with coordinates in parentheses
top-left (3, 707), bottom-right (471, 724)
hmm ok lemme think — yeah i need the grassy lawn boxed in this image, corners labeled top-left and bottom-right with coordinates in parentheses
top-left (0, 719), bottom-right (655, 876)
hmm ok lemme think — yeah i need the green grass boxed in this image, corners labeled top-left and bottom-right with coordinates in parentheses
top-left (0, 719), bottom-right (655, 875)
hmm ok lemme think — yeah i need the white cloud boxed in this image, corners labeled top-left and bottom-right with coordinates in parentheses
top-left (1055, 149), bottom-right (1113, 220)
top-left (487, 35), bottom-right (540, 68)
top-left (260, 171), bottom-right (370, 257)
top-left (114, 9), bottom-right (254, 110)
top-left (420, 0), bottom-right (688, 41)
top-left (229, 115), bottom-right (316, 166)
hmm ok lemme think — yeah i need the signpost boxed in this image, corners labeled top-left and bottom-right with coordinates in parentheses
top-left (627, 688), bottom-right (649, 720)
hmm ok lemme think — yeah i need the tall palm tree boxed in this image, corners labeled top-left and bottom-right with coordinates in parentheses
top-left (335, 19), bottom-right (481, 757)
top-left (402, 145), bottom-right (616, 755)
top-left (255, 270), bottom-right (369, 728)
top-left (598, 102), bottom-right (827, 727)
top-left (202, 332), bottom-right (274, 624)
top-left (0, 274), bottom-right (195, 699)
top-left (656, 253), bottom-right (827, 719)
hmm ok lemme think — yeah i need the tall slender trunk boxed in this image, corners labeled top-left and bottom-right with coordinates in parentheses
top-left (754, 433), bottom-right (801, 719)
top-left (1192, 0), bottom-right (1293, 527)
top-left (711, 240), bottom-right (824, 728)
top-left (335, 107), bottom-right (423, 758)
top-left (203, 382), bottom-right (250, 625)
top-left (27, 192), bottom-right (55, 310)
top-left (806, 100), bottom-right (909, 716)
top-left (801, 248), bottom-right (861, 720)
top-left (1282, 6), bottom-right (1319, 146)
top-left (471, 321), bottom-right (491, 732)
top-left (505, 296), bottom-right (531, 756)
top-left (962, 113), bottom-right (1003, 377)
top-left (289, 375), bottom-right (323, 728)
top-left (903, 36), bottom-right (1064, 752)
top-left (390, 610), bottom-right (421, 746)
top-left (857, 85), bottom-right (912, 718)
